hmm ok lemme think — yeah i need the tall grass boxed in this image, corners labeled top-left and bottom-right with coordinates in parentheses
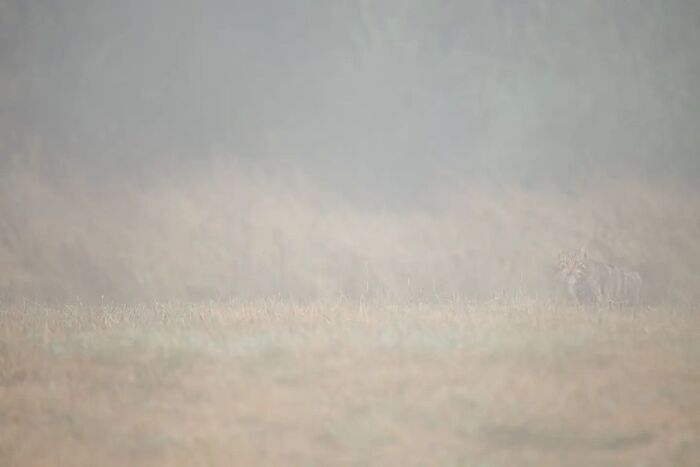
top-left (1, 159), bottom-right (698, 306)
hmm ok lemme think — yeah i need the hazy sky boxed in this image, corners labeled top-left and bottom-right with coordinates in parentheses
top-left (2, 1), bottom-right (699, 200)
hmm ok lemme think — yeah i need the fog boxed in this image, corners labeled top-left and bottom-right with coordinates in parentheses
top-left (3, 6), bottom-right (700, 463)
top-left (3, 2), bottom-right (700, 190)
top-left (1, 1), bottom-right (700, 304)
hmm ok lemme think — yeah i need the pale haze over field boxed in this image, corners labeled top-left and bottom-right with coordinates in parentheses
top-left (2, 4), bottom-right (700, 466)
top-left (0, 1), bottom-right (699, 303)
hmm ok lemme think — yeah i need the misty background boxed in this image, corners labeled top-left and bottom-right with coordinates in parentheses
top-left (1, 1), bottom-right (699, 304)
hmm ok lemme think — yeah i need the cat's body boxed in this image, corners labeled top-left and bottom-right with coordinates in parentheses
top-left (557, 249), bottom-right (642, 306)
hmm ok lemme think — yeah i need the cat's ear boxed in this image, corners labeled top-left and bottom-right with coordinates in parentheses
top-left (578, 246), bottom-right (588, 259)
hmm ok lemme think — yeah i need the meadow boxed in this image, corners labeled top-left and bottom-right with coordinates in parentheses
top-left (2, 161), bottom-right (699, 306)
top-left (2, 2), bottom-right (700, 464)
top-left (1, 300), bottom-right (699, 466)
top-left (1, 162), bottom-right (699, 466)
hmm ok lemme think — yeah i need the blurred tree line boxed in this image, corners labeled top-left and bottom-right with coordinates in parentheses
top-left (1, 1), bottom-right (698, 197)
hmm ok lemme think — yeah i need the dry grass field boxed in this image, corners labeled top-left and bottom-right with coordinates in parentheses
top-left (1, 163), bottom-right (699, 466)
top-left (2, 163), bottom-right (699, 306)
top-left (1, 300), bottom-right (699, 466)
top-left (3, 3), bottom-right (700, 465)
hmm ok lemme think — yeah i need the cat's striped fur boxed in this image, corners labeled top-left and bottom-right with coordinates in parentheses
top-left (557, 248), bottom-right (642, 306)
